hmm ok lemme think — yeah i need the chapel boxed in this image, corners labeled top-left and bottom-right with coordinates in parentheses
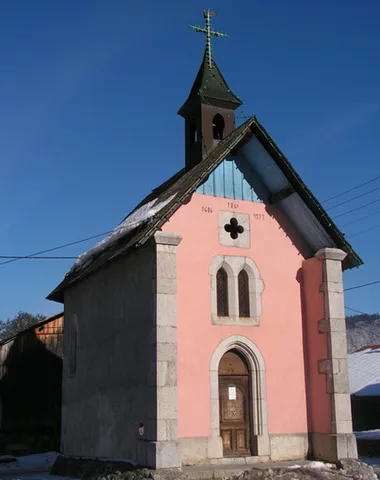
top-left (48, 11), bottom-right (362, 469)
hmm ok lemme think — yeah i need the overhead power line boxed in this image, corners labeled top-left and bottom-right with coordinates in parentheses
top-left (323, 174), bottom-right (380, 203)
top-left (333, 197), bottom-right (380, 219)
top-left (340, 209), bottom-right (380, 227)
top-left (345, 306), bottom-right (368, 315)
top-left (2, 176), bottom-right (380, 266)
top-left (345, 280), bottom-right (380, 292)
top-left (0, 255), bottom-right (78, 260)
top-left (349, 223), bottom-right (380, 238)
top-left (328, 185), bottom-right (380, 211)
top-left (0, 230), bottom-right (111, 267)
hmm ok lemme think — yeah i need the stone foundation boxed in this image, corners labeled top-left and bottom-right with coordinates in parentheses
top-left (52, 456), bottom-right (377, 480)
top-left (269, 433), bottom-right (310, 461)
top-left (311, 433), bottom-right (357, 462)
top-left (179, 433), bottom-right (309, 466)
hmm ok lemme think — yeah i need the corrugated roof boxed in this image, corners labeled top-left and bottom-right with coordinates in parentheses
top-left (47, 115), bottom-right (362, 303)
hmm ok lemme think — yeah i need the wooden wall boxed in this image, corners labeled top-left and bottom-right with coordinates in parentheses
top-left (0, 314), bottom-right (64, 453)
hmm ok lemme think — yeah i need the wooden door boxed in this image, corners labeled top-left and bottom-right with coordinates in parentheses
top-left (219, 351), bottom-right (251, 456)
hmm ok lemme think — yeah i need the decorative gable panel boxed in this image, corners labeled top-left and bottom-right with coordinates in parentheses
top-left (196, 157), bottom-right (263, 202)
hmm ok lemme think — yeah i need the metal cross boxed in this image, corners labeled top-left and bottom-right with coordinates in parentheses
top-left (189, 10), bottom-right (228, 68)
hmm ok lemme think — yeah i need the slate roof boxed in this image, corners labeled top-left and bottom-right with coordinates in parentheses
top-left (178, 54), bottom-right (242, 114)
top-left (48, 115), bottom-right (363, 303)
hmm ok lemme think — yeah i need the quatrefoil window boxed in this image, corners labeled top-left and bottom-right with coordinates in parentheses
top-left (224, 217), bottom-right (244, 239)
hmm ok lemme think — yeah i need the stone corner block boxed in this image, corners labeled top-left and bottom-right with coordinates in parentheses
top-left (137, 440), bottom-right (181, 469)
top-left (318, 318), bottom-right (329, 333)
top-left (315, 248), bottom-right (347, 263)
top-left (336, 433), bottom-right (358, 459)
top-left (154, 231), bottom-right (182, 247)
top-left (155, 440), bottom-right (181, 469)
top-left (318, 359), bottom-right (332, 374)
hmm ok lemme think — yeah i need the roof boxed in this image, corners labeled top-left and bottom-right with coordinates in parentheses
top-left (0, 312), bottom-right (64, 346)
top-left (349, 346), bottom-right (380, 396)
top-left (48, 116), bottom-right (362, 303)
top-left (178, 53), bottom-right (242, 115)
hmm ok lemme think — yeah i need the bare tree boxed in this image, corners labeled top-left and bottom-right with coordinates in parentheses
top-left (0, 311), bottom-right (47, 341)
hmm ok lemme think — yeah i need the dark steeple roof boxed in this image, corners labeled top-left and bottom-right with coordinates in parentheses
top-left (178, 52), bottom-right (242, 115)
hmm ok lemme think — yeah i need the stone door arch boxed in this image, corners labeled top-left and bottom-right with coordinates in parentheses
top-left (210, 336), bottom-right (270, 458)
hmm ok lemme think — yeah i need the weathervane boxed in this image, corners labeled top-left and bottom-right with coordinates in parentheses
top-left (189, 10), bottom-right (228, 68)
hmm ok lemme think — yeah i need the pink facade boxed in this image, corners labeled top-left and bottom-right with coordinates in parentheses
top-left (163, 192), bottom-right (309, 439)
top-left (302, 257), bottom-right (331, 434)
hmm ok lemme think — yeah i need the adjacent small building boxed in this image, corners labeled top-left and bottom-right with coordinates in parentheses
top-left (0, 312), bottom-right (64, 455)
top-left (349, 345), bottom-right (380, 432)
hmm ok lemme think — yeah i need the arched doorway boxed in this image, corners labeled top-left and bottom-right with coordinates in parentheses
top-left (218, 350), bottom-right (252, 457)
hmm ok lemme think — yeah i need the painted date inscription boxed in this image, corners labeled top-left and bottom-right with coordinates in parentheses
top-left (253, 214), bottom-right (265, 220)
top-left (202, 206), bottom-right (213, 213)
top-left (227, 202), bottom-right (239, 209)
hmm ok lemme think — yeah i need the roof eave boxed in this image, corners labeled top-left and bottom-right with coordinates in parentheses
top-left (250, 117), bottom-right (363, 269)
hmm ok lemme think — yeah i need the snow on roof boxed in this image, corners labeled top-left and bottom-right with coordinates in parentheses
top-left (70, 193), bottom-right (177, 273)
top-left (349, 346), bottom-right (380, 396)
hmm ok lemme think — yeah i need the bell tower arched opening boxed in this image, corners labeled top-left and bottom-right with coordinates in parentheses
top-left (213, 114), bottom-right (225, 141)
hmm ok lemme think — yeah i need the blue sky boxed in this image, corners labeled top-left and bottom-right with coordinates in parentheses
top-left (1, 0), bottom-right (380, 319)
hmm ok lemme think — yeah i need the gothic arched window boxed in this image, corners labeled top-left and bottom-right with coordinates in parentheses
top-left (216, 267), bottom-right (229, 316)
top-left (213, 114), bottom-right (225, 140)
top-left (238, 269), bottom-right (250, 318)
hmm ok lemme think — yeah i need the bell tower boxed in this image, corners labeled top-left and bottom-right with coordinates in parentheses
top-left (178, 10), bottom-right (242, 169)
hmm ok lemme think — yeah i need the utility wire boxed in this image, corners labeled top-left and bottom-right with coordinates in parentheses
top-left (1, 169), bottom-right (380, 265)
top-left (340, 209), bottom-right (380, 227)
top-left (0, 230), bottom-right (111, 267)
top-left (333, 197), bottom-right (380, 219)
top-left (345, 306), bottom-right (368, 315)
top-left (0, 255), bottom-right (78, 260)
top-left (349, 223), bottom-right (380, 238)
top-left (328, 185), bottom-right (380, 211)
top-left (345, 280), bottom-right (380, 292)
top-left (323, 174), bottom-right (380, 203)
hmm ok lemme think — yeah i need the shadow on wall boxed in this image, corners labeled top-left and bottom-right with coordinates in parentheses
top-left (234, 155), bottom-right (312, 259)
top-left (0, 329), bottom-right (63, 454)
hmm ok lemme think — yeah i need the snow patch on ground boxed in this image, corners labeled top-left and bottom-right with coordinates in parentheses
top-left (0, 451), bottom-right (74, 479)
top-left (356, 430), bottom-right (380, 440)
top-left (71, 193), bottom-right (177, 272)
top-left (288, 462), bottom-right (333, 470)
top-left (102, 457), bottom-right (137, 466)
top-left (360, 456), bottom-right (380, 467)
top-left (0, 451), bottom-right (57, 471)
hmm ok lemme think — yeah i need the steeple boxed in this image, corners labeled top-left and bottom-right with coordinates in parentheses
top-left (178, 10), bottom-right (242, 169)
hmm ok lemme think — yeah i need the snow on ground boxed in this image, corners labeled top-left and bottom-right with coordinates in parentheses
top-left (360, 456), bottom-right (380, 466)
top-left (356, 430), bottom-right (380, 440)
top-left (288, 461), bottom-right (333, 469)
top-left (0, 451), bottom-right (75, 480)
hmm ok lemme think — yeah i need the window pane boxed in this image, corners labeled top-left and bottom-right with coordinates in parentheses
top-left (217, 268), bottom-right (229, 316)
top-left (238, 270), bottom-right (250, 317)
